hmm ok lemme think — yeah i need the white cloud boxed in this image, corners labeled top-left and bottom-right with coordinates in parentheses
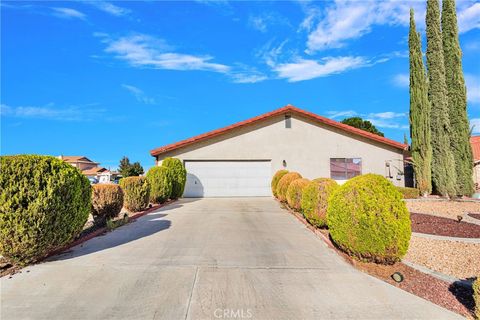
top-left (0, 103), bottom-right (104, 121)
top-left (121, 84), bottom-right (155, 104)
top-left (304, 0), bottom-right (480, 53)
top-left (86, 1), bottom-right (131, 17)
top-left (392, 73), bottom-right (409, 88)
top-left (51, 7), bottom-right (86, 20)
top-left (368, 111), bottom-right (406, 120)
top-left (98, 33), bottom-right (230, 73)
top-left (466, 73), bottom-right (480, 104)
top-left (249, 15), bottom-right (268, 33)
top-left (248, 12), bottom-right (290, 33)
top-left (471, 118), bottom-right (480, 134)
top-left (326, 110), bottom-right (358, 119)
top-left (458, 2), bottom-right (480, 33)
top-left (273, 56), bottom-right (367, 82)
top-left (325, 109), bottom-right (408, 130)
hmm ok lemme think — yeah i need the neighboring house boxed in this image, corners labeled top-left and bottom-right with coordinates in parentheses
top-left (150, 105), bottom-right (407, 198)
top-left (58, 155), bottom-right (111, 184)
top-left (471, 136), bottom-right (480, 191)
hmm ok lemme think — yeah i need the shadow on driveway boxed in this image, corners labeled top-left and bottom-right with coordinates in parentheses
top-left (48, 207), bottom-right (178, 262)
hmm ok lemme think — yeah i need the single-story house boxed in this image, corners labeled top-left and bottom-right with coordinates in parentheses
top-left (58, 155), bottom-right (111, 184)
top-left (150, 105), bottom-right (407, 198)
top-left (471, 136), bottom-right (480, 191)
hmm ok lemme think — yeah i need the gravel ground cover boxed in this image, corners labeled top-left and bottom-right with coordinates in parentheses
top-left (410, 212), bottom-right (480, 238)
top-left (281, 205), bottom-right (475, 318)
top-left (406, 200), bottom-right (480, 219)
top-left (405, 234), bottom-right (480, 279)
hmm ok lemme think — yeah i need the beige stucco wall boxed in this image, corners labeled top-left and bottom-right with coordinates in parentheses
top-left (155, 114), bottom-right (405, 186)
top-left (474, 163), bottom-right (480, 191)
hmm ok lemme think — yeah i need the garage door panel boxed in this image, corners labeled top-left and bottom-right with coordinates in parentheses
top-left (184, 161), bottom-right (271, 197)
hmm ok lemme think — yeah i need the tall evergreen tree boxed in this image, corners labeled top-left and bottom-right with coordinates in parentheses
top-left (442, 0), bottom-right (474, 196)
top-left (409, 8), bottom-right (432, 196)
top-left (426, 0), bottom-right (456, 197)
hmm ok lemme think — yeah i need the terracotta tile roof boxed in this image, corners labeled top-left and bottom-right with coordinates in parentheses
top-left (471, 136), bottom-right (480, 162)
top-left (150, 105), bottom-right (407, 157)
top-left (59, 155), bottom-right (97, 164)
top-left (82, 167), bottom-right (109, 175)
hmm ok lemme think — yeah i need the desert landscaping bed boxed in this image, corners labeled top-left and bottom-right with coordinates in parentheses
top-left (406, 199), bottom-right (480, 220)
top-left (404, 234), bottom-right (480, 279)
top-left (281, 204), bottom-right (476, 318)
top-left (469, 213), bottom-right (480, 221)
top-left (410, 212), bottom-right (480, 238)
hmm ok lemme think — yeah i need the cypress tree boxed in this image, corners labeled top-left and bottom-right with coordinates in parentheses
top-left (409, 8), bottom-right (432, 196)
top-left (426, 0), bottom-right (456, 197)
top-left (442, 0), bottom-right (474, 196)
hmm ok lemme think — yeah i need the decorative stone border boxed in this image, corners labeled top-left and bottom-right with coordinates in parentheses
top-left (403, 260), bottom-right (473, 288)
top-left (412, 232), bottom-right (480, 243)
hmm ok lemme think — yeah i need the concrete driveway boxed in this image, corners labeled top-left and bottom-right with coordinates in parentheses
top-left (1, 198), bottom-right (461, 319)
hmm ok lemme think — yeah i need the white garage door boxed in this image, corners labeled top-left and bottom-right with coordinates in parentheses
top-left (184, 161), bottom-right (271, 197)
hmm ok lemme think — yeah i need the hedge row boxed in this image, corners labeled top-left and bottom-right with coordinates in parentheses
top-left (271, 170), bottom-right (411, 264)
top-left (0, 155), bottom-right (188, 266)
top-left (396, 186), bottom-right (420, 199)
top-left (0, 155), bottom-right (92, 265)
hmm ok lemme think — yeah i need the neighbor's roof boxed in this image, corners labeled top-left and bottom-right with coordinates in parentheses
top-left (59, 155), bottom-right (98, 164)
top-left (82, 167), bottom-right (109, 175)
top-left (150, 105), bottom-right (407, 156)
top-left (471, 136), bottom-right (480, 162)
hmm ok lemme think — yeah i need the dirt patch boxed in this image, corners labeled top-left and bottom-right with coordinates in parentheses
top-left (411, 212), bottom-right (480, 238)
top-left (406, 200), bottom-right (480, 220)
top-left (405, 235), bottom-right (480, 279)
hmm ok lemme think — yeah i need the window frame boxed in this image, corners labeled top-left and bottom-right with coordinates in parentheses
top-left (329, 158), bottom-right (362, 180)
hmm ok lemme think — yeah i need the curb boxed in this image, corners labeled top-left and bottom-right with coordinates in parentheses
top-left (402, 260), bottom-right (473, 288)
top-left (412, 232), bottom-right (480, 243)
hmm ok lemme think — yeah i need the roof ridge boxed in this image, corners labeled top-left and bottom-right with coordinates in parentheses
top-left (150, 105), bottom-right (406, 156)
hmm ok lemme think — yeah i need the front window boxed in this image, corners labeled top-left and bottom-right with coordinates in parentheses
top-left (330, 158), bottom-right (362, 180)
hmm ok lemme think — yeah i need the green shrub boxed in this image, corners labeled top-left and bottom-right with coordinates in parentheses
top-left (161, 157), bottom-right (186, 199)
top-left (474, 276), bottom-right (480, 320)
top-left (301, 178), bottom-right (338, 228)
top-left (119, 176), bottom-right (150, 212)
top-left (286, 178), bottom-right (310, 211)
top-left (91, 184), bottom-right (124, 224)
top-left (396, 186), bottom-right (420, 199)
top-left (276, 172), bottom-right (302, 202)
top-left (146, 166), bottom-right (172, 204)
top-left (327, 174), bottom-right (411, 264)
top-left (0, 155), bottom-right (91, 265)
top-left (271, 170), bottom-right (289, 198)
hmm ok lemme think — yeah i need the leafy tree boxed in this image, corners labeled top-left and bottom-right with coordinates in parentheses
top-left (118, 156), bottom-right (144, 177)
top-left (341, 117), bottom-right (384, 137)
top-left (409, 8), bottom-right (432, 196)
top-left (426, 0), bottom-right (456, 197)
top-left (442, 0), bottom-right (474, 196)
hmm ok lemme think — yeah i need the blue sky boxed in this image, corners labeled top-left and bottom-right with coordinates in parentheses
top-left (2, 0), bottom-right (479, 170)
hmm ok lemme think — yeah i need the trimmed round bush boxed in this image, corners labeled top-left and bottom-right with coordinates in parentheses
top-left (161, 157), bottom-right (186, 199)
top-left (91, 184), bottom-right (124, 223)
top-left (119, 176), bottom-right (150, 212)
top-left (396, 186), bottom-right (420, 199)
top-left (327, 174), bottom-right (411, 264)
top-left (301, 178), bottom-right (338, 228)
top-left (146, 166), bottom-right (173, 204)
top-left (286, 178), bottom-right (310, 211)
top-left (276, 172), bottom-right (302, 202)
top-left (0, 155), bottom-right (91, 265)
top-left (474, 276), bottom-right (480, 319)
top-left (271, 170), bottom-right (289, 198)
